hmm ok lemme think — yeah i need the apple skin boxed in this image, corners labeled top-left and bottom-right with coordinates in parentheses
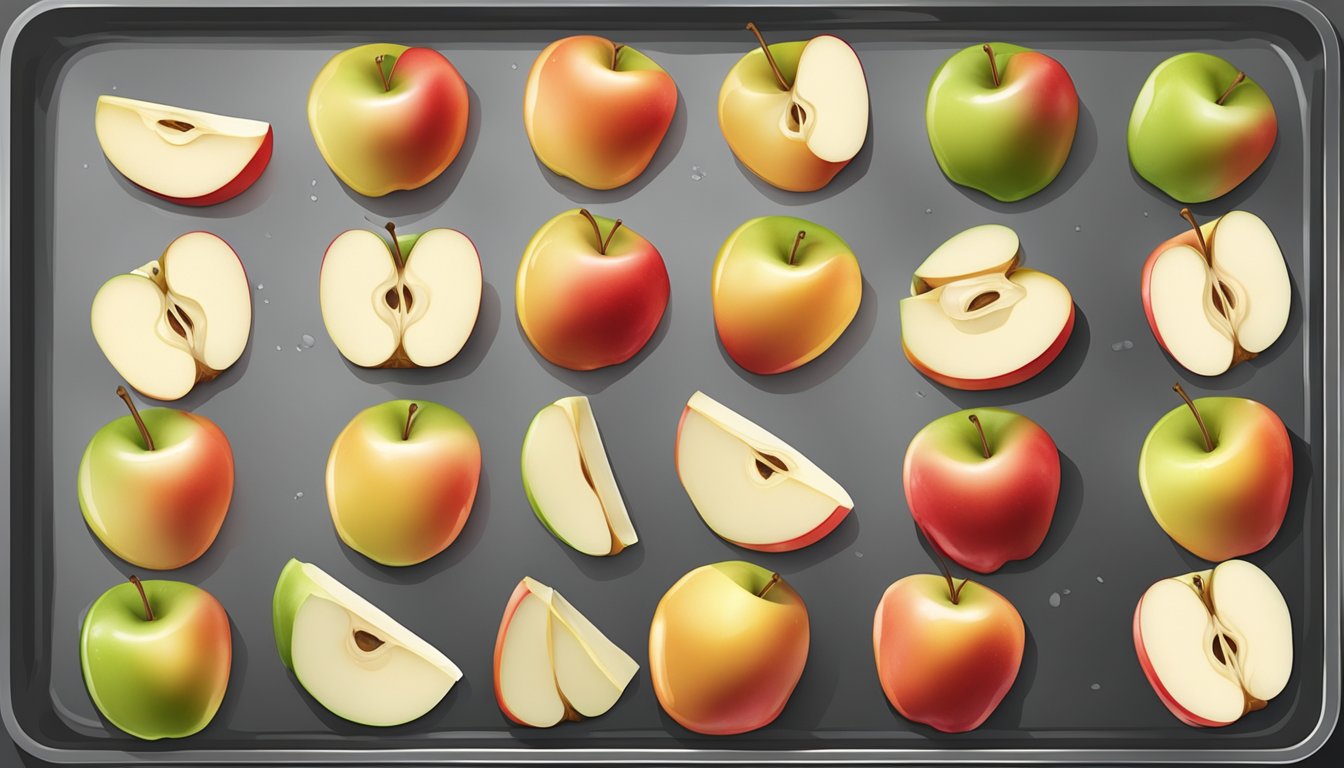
top-left (78, 407), bottom-right (233, 570)
top-left (1138, 396), bottom-right (1291, 562)
top-left (308, 43), bottom-right (469, 197)
top-left (80, 579), bottom-right (232, 740)
top-left (926, 43), bottom-right (1078, 202)
top-left (492, 579), bottom-right (536, 726)
top-left (649, 561), bottom-right (809, 735)
top-left (712, 216), bottom-right (862, 375)
top-left (1128, 53), bottom-right (1277, 204)
top-left (902, 304), bottom-right (1075, 390)
top-left (903, 408), bottom-right (1059, 573)
top-left (524, 36), bottom-right (677, 190)
top-left (718, 41), bottom-right (849, 192)
top-left (1131, 586), bottom-right (1225, 728)
top-left (326, 400), bottom-right (481, 566)
top-left (517, 209), bottom-right (670, 371)
top-left (873, 574), bottom-right (1024, 733)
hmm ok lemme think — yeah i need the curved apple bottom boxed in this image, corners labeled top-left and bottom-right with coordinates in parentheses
top-left (903, 305), bottom-right (1075, 391)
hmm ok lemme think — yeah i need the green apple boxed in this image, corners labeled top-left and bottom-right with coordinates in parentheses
top-left (272, 559), bottom-right (463, 726)
top-left (1128, 53), bottom-right (1277, 203)
top-left (925, 43), bottom-right (1079, 202)
top-left (80, 576), bottom-right (231, 740)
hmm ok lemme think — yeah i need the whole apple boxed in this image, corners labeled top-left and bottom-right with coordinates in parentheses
top-left (926, 43), bottom-right (1078, 202)
top-left (524, 36), bottom-right (678, 190)
top-left (903, 408), bottom-right (1059, 573)
top-left (308, 43), bottom-right (469, 197)
top-left (78, 386), bottom-right (233, 570)
top-left (326, 400), bottom-right (481, 566)
top-left (712, 216), bottom-right (862, 375)
top-left (1128, 52), bottom-right (1276, 203)
top-left (1139, 384), bottom-right (1291, 562)
top-left (649, 561), bottom-right (809, 735)
top-left (517, 209), bottom-right (669, 371)
top-left (81, 576), bottom-right (232, 740)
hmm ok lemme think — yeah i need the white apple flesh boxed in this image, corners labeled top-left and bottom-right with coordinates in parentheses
top-left (675, 391), bottom-right (853, 551)
top-left (91, 232), bottom-right (251, 401)
top-left (789, 36), bottom-right (869, 163)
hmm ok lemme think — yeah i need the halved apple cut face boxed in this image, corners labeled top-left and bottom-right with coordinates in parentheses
top-left (494, 577), bottom-right (638, 727)
top-left (910, 223), bottom-right (1020, 294)
top-left (675, 391), bottom-right (853, 551)
top-left (521, 396), bottom-right (636, 556)
top-left (789, 35), bottom-right (869, 163)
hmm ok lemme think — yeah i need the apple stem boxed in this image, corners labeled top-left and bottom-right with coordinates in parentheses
top-left (968, 413), bottom-right (991, 459)
top-left (578, 208), bottom-right (621, 255)
top-left (128, 575), bottom-right (154, 622)
top-left (374, 54), bottom-right (392, 92)
top-left (602, 220), bottom-right (624, 254)
top-left (611, 43), bottom-right (624, 70)
top-left (1216, 71), bottom-right (1247, 106)
top-left (787, 230), bottom-right (806, 265)
top-left (746, 22), bottom-right (791, 91)
top-left (929, 546), bottom-right (968, 605)
top-left (1178, 207), bottom-right (1211, 265)
top-left (1173, 382), bottom-right (1215, 453)
top-left (384, 221), bottom-right (405, 265)
top-left (402, 402), bottom-right (419, 441)
top-left (115, 385), bottom-right (154, 451)
top-left (982, 44), bottom-right (1001, 88)
top-left (757, 572), bottom-right (781, 599)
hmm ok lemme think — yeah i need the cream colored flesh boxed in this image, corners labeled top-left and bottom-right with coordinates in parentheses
top-left (1139, 578), bottom-right (1247, 724)
top-left (911, 223), bottom-right (1021, 293)
top-left (1205, 211), bottom-right (1291, 354)
top-left (1208, 560), bottom-right (1292, 702)
top-left (91, 275), bottom-right (198, 400)
top-left (1148, 245), bottom-right (1236, 376)
top-left (790, 35), bottom-right (869, 163)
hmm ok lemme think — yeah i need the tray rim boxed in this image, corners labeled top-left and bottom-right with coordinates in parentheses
top-left (2, 0), bottom-right (1338, 763)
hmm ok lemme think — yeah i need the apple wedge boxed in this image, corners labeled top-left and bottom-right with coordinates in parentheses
top-left (675, 391), bottom-right (853, 551)
top-left (521, 396), bottom-right (636, 556)
top-left (900, 224), bottom-right (1074, 390)
top-left (272, 559), bottom-right (462, 727)
top-left (91, 232), bottom-right (251, 401)
top-left (320, 224), bottom-right (482, 368)
top-left (95, 95), bottom-right (272, 206)
top-left (1134, 559), bottom-right (1292, 727)
top-left (494, 577), bottom-right (638, 726)
top-left (791, 35), bottom-right (869, 163)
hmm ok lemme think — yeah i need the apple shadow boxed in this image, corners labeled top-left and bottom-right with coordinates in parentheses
top-left (102, 155), bottom-right (275, 218)
top-left (945, 101), bottom-right (1097, 214)
top-left (333, 83), bottom-right (482, 222)
top-left (515, 291), bottom-right (672, 395)
top-left (719, 276), bottom-right (878, 394)
top-left (335, 467), bottom-right (493, 586)
top-left (934, 304), bottom-right (1091, 408)
top-left (558, 537), bottom-right (647, 581)
top-left (747, 512), bottom-right (861, 574)
top-left (537, 89), bottom-right (689, 204)
top-left (732, 107), bottom-right (875, 206)
top-left (994, 452), bottom-right (1084, 573)
top-left (768, 636), bottom-right (843, 733)
top-left (206, 619), bottom-right (252, 732)
top-left (344, 281), bottom-right (501, 388)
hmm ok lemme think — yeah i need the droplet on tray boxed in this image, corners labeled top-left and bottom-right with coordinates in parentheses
top-left (1091, 683), bottom-right (1101, 691)
top-left (301, 334), bottom-right (316, 348)
top-left (1074, 225), bottom-right (1082, 232)
top-left (1111, 340), bottom-right (1134, 351)
top-left (294, 491), bottom-right (304, 500)
top-left (275, 345), bottom-right (282, 351)
top-left (1049, 592), bottom-right (1062, 607)
top-left (925, 208), bottom-right (933, 215)
top-left (310, 194), bottom-right (318, 202)
top-left (690, 165), bottom-right (705, 181)
top-left (1096, 576), bottom-right (1105, 583)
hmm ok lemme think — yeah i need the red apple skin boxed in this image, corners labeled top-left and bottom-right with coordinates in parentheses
top-left (903, 409), bottom-right (1059, 573)
top-left (903, 305), bottom-right (1075, 390)
top-left (1132, 593), bottom-right (1229, 728)
top-left (873, 575), bottom-right (1024, 733)
top-left (137, 128), bottom-right (273, 207)
top-left (380, 48), bottom-right (469, 190)
top-left (492, 580), bottom-right (533, 726)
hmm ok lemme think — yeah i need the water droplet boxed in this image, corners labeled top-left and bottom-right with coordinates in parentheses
top-left (916, 391), bottom-right (926, 398)
top-left (1074, 225), bottom-right (1082, 232)
top-left (690, 165), bottom-right (705, 181)
top-left (1091, 683), bottom-right (1101, 691)
top-left (295, 346), bottom-right (303, 352)
top-left (310, 179), bottom-right (317, 187)
top-left (1063, 588), bottom-right (1071, 595)
top-left (1111, 339), bottom-right (1134, 351)
top-left (294, 491), bottom-right (304, 500)
top-left (256, 283), bottom-right (264, 290)
top-left (263, 299), bottom-right (270, 304)
top-left (111, 85), bottom-right (117, 91)
top-left (1048, 592), bottom-right (1061, 607)
top-left (82, 163), bottom-right (88, 169)
top-left (310, 194), bottom-right (318, 202)
top-left (1096, 576), bottom-right (1105, 583)
top-left (855, 551), bottom-right (863, 558)
top-left (510, 63), bottom-right (518, 70)
top-left (301, 334), bottom-right (315, 348)
top-left (925, 208), bottom-right (933, 215)
top-left (1143, 210), bottom-right (1150, 217)
top-left (275, 345), bottom-right (282, 351)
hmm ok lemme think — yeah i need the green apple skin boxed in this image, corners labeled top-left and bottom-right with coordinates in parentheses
top-left (1138, 396), bottom-right (1292, 561)
top-left (272, 558), bottom-right (322, 670)
top-left (1128, 53), bottom-right (1277, 203)
top-left (926, 43), bottom-right (1078, 202)
top-left (80, 579), bottom-right (232, 740)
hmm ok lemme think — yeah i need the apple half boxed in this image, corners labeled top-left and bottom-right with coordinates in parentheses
top-left (1141, 210), bottom-right (1291, 377)
top-left (319, 225), bottom-right (482, 368)
top-left (521, 396), bottom-right (636, 556)
top-left (900, 224), bottom-right (1074, 390)
top-left (91, 232), bottom-right (251, 401)
top-left (675, 391), bottom-right (853, 551)
top-left (1134, 559), bottom-right (1292, 727)
top-left (494, 577), bottom-right (638, 727)
top-left (272, 559), bottom-right (462, 727)
top-left (95, 95), bottom-right (272, 206)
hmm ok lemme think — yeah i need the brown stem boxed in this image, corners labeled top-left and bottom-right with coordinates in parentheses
top-left (746, 22), bottom-right (790, 91)
top-left (1173, 383), bottom-right (1215, 453)
top-left (968, 414), bottom-right (991, 459)
top-left (129, 575), bottom-right (154, 621)
top-left (578, 209), bottom-right (610, 255)
top-left (601, 219), bottom-right (624, 254)
top-left (1179, 208), bottom-right (1211, 264)
top-left (402, 402), bottom-right (419, 441)
top-left (757, 572), bottom-right (781, 599)
top-left (982, 44), bottom-right (1001, 88)
top-left (611, 43), bottom-right (624, 70)
top-left (787, 230), bottom-right (806, 265)
top-left (375, 54), bottom-right (392, 92)
top-left (384, 221), bottom-right (404, 265)
top-left (115, 386), bottom-right (154, 451)
top-left (930, 546), bottom-right (968, 605)
top-left (1216, 71), bottom-right (1246, 106)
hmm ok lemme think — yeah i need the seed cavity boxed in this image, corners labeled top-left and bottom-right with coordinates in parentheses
top-left (353, 629), bottom-right (384, 652)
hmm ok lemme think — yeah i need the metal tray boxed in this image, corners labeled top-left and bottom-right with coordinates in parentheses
top-left (2, 0), bottom-right (1339, 763)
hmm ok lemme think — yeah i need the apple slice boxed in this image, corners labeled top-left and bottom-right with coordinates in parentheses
top-left (273, 559), bottom-right (462, 727)
top-left (521, 396), bottom-right (636, 556)
top-left (910, 224), bottom-right (1021, 293)
top-left (91, 232), bottom-right (251, 401)
top-left (1134, 559), bottom-right (1292, 727)
top-left (319, 224), bottom-right (482, 368)
top-left (494, 577), bottom-right (638, 727)
top-left (790, 35), bottom-right (869, 163)
top-left (94, 95), bottom-right (272, 206)
top-left (675, 391), bottom-right (853, 551)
